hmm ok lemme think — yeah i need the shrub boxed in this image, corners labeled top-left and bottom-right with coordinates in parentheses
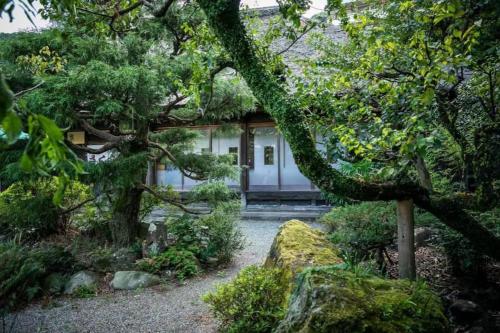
top-left (203, 265), bottom-right (288, 333)
top-left (72, 284), bottom-right (97, 298)
top-left (0, 185), bottom-right (59, 241)
top-left (135, 247), bottom-right (199, 281)
top-left (321, 202), bottom-right (396, 262)
top-left (0, 179), bottom-right (94, 242)
top-left (0, 242), bottom-right (74, 314)
top-left (197, 202), bottom-right (244, 264)
top-left (165, 202), bottom-right (244, 265)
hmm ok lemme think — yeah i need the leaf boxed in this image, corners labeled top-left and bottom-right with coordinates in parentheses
top-left (2, 111), bottom-right (22, 143)
top-left (37, 115), bottom-right (63, 141)
top-left (20, 153), bottom-right (33, 171)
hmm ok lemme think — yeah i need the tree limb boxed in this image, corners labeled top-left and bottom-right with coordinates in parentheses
top-left (14, 81), bottom-right (44, 98)
top-left (79, 118), bottom-right (128, 143)
top-left (60, 197), bottom-right (95, 215)
top-left (148, 141), bottom-right (207, 180)
top-left (139, 184), bottom-right (208, 214)
top-left (66, 140), bottom-right (120, 154)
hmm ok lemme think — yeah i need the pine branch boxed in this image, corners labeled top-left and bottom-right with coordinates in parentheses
top-left (79, 118), bottom-right (130, 143)
top-left (139, 184), bottom-right (208, 215)
top-left (148, 141), bottom-right (207, 181)
top-left (66, 140), bottom-right (120, 154)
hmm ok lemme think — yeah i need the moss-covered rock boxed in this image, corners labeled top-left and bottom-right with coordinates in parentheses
top-left (275, 266), bottom-right (448, 333)
top-left (264, 220), bottom-right (342, 279)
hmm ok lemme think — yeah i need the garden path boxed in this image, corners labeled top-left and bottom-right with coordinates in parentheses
top-left (8, 220), bottom-right (323, 333)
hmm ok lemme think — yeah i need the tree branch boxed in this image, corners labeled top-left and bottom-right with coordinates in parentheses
top-left (148, 141), bottom-right (207, 180)
top-left (139, 184), bottom-right (208, 215)
top-left (14, 81), bottom-right (44, 98)
top-left (66, 140), bottom-right (120, 154)
top-left (79, 118), bottom-right (128, 143)
top-left (60, 197), bottom-right (95, 215)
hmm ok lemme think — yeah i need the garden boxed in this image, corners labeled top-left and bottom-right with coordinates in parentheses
top-left (1, 0), bottom-right (499, 332)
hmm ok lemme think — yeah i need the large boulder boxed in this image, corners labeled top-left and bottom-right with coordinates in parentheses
top-left (64, 271), bottom-right (97, 294)
top-left (276, 266), bottom-right (448, 333)
top-left (265, 220), bottom-right (342, 280)
top-left (110, 271), bottom-right (160, 290)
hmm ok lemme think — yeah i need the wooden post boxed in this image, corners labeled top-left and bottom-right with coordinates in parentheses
top-left (397, 199), bottom-right (416, 280)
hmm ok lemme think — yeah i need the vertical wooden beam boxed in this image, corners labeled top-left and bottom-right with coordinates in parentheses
top-left (240, 122), bottom-right (248, 193)
top-left (277, 131), bottom-right (281, 191)
top-left (397, 199), bottom-right (416, 280)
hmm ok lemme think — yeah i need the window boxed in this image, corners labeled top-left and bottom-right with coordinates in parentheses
top-left (264, 146), bottom-right (274, 165)
top-left (228, 147), bottom-right (238, 165)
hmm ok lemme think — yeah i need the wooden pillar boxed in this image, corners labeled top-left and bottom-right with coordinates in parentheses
top-left (397, 199), bottom-right (416, 280)
top-left (240, 123), bottom-right (248, 206)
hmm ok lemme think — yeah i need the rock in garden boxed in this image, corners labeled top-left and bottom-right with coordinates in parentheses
top-left (449, 299), bottom-right (483, 324)
top-left (64, 271), bottom-right (97, 294)
top-left (110, 271), bottom-right (160, 290)
top-left (275, 266), bottom-right (448, 333)
top-left (265, 220), bottom-right (342, 278)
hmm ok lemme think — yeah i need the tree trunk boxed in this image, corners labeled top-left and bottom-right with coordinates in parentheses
top-left (110, 186), bottom-right (144, 246)
top-left (397, 199), bottom-right (416, 280)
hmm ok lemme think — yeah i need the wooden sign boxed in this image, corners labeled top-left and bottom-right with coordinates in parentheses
top-left (67, 131), bottom-right (85, 144)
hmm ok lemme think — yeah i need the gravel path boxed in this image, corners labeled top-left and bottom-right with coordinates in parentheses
top-left (7, 220), bottom-right (323, 333)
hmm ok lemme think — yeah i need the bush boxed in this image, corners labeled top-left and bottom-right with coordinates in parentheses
top-left (0, 242), bottom-right (74, 314)
top-left (321, 201), bottom-right (396, 261)
top-left (0, 184), bottom-right (59, 241)
top-left (0, 179), bottom-right (94, 242)
top-left (165, 202), bottom-right (244, 265)
top-left (203, 265), bottom-right (288, 333)
top-left (135, 247), bottom-right (199, 281)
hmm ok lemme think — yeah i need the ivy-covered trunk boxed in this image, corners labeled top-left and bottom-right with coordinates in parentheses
top-left (196, 0), bottom-right (500, 261)
top-left (110, 186), bottom-right (144, 246)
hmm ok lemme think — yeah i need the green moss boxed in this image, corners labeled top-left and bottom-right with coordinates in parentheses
top-left (276, 266), bottom-right (448, 333)
top-left (265, 220), bottom-right (342, 275)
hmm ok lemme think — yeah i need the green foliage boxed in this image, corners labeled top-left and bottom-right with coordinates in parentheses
top-left (0, 182), bottom-right (59, 241)
top-left (321, 202), bottom-right (396, 260)
top-left (135, 247), bottom-right (199, 281)
top-left (0, 179), bottom-right (93, 242)
top-left (0, 242), bottom-right (73, 313)
top-left (165, 201), bottom-right (243, 264)
top-left (72, 284), bottom-right (96, 298)
top-left (203, 265), bottom-right (288, 333)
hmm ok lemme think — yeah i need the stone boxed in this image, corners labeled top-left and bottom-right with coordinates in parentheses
top-left (275, 266), bottom-right (449, 333)
top-left (264, 220), bottom-right (342, 281)
top-left (414, 227), bottom-right (433, 248)
top-left (110, 271), bottom-right (161, 290)
top-left (64, 271), bottom-right (97, 294)
top-left (449, 299), bottom-right (483, 324)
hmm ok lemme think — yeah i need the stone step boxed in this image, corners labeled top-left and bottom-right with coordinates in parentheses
top-left (240, 210), bottom-right (326, 222)
top-left (146, 205), bottom-right (331, 223)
